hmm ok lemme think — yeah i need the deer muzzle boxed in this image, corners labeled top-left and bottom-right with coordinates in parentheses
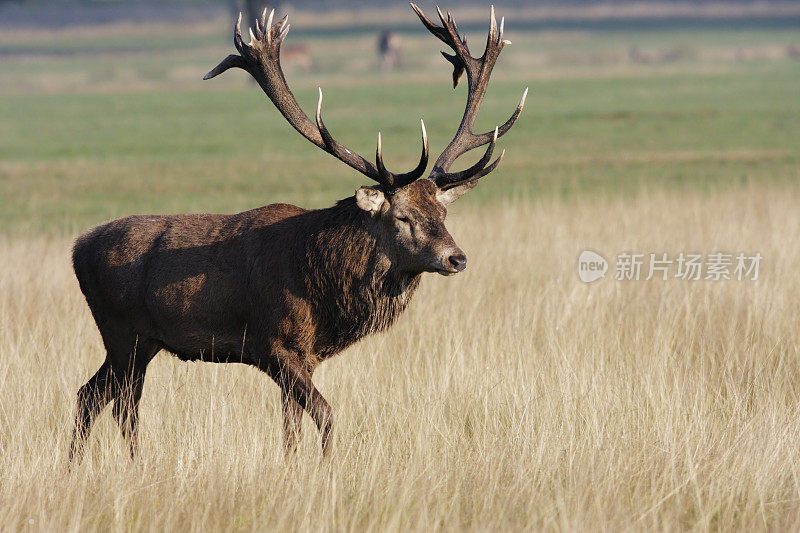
top-left (438, 250), bottom-right (467, 276)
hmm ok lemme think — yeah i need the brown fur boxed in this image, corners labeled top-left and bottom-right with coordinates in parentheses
top-left (69, 180), bottom-right (466, 459)
top-left (69, 4), bottom-right (524, 460)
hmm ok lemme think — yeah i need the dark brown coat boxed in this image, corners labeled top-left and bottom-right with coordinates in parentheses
top-left (68, 4), bottom-right (526, 460)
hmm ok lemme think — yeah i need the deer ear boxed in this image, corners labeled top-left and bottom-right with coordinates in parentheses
top-left (355, 187), bottom-right (386, 214)
top-left (436, 179), bottom-right (478, 205)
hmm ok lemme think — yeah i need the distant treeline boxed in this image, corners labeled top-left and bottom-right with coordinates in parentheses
top-left (1, 0), bottom-right (797, 31)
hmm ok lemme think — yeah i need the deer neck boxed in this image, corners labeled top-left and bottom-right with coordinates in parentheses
top-left (307, 199), bottom-right (419, 297)
top-left (304, 200), bottom-right (421, 353)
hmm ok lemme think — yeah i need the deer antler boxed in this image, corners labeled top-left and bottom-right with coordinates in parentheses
top-left (204, 9), bottom-right (429, 189)
top-left (410, 4), bottom-right (527, 189)
top-left (206, 6), bottom-right (525, 191)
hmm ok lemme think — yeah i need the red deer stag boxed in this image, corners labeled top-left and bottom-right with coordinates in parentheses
top-left (69, 4), bottom-right (526, 461)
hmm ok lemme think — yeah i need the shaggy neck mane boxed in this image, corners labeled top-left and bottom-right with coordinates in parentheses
top-left (302, 197), bottom-right (421, 355)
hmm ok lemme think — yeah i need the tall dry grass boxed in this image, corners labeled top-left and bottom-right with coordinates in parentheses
top-left (2, 184), bottom-right (800, 531)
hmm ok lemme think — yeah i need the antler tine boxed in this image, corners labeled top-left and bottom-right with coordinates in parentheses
top-left (279, 19), bottom-right (290, 42)
top-left (473, 149), bottom-right (504, 180)
top-left (264, 9), bottom-right (274, 43)
top-left (472, 87), bottom-right (528, 146)
top-left (488, 5), bottom-right (497, 44)
top-left (316, 88), bottom-right (391, 187)
top-left (233, 12), bottom-right (245, 54)
top-left (259, 7), bottom-right (268, 31)
top-left (206, 10), bottom-right (429, 189)
top-left (409, 3), bottom-right (446, 43)
top-left (439, 148), bottom-right (507, 192)
top-left (253, 15), bottom-right (263, 40)
top-left (437, 7), bottom-right (470, 59)
top-left (411, 4), bottom-right (525, 188)
top-left (438, 8), bottom-right (455, 42)
top-left (375, 120), bottom-right (430, 188)
top-left (436, 127), bottom-right (497, 186)
top-left (376, 132), bottom-right (390, 184)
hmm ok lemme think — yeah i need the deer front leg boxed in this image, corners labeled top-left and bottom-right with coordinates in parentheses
top-left (281, 359), bottom-right (333, 454)
top-left (281, 389), bottom-right (303, 454)
top-left (261, 351), bottom-right (334, 455)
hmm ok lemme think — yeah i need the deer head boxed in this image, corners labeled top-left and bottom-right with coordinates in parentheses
top-left (205, 4), bottom-right (527, 276)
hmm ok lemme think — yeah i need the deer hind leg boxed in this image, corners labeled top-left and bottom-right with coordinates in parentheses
top-left (69, 360), bottom-right (114, 464)
top-left (109, 339), bottom-right (159, 459)
top-left (70, 333), bottom-right (159, 464)
top-left (111, 367), bottom-right (147, 459)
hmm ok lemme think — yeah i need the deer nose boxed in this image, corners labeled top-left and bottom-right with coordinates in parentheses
top-left (448, 253), bottom-right (467, 272)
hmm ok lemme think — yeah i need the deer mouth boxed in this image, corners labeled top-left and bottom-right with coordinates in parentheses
top-left (436, 268), bottom-right (459, 276)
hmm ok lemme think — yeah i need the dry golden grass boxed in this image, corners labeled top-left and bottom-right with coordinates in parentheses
top-left (2, 183), bottom-right (800, 530)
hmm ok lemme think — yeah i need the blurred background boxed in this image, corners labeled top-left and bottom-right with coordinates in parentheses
top-left (1, 0), bottom-right (798, 233)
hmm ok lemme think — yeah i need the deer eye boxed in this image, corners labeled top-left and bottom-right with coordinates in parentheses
top-left (395, 215), bottom-right (410, 224)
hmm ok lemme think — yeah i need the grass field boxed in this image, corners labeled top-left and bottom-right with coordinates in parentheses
top-left (1, 4), bottom-right (800, 531)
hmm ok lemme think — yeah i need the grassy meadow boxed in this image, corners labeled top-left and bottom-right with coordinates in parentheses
top-left (1, 4), bottom-right (800, 530)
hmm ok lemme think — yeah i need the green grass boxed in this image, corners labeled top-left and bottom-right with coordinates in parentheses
top-left (1, 15), bottom-right (799, 233)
